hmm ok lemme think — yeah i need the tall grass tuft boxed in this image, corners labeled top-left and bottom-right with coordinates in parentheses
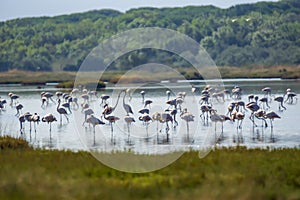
top-left (0, 136), bottom-right (32, 150)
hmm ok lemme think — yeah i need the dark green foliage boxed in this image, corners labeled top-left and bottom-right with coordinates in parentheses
top-left (0, 0), bottom-right (300, 71)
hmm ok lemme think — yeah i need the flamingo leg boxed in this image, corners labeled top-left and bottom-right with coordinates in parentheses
top-left (64, 114), bottom-right (69, 122)
top-left (93, 126), bottom-right (96, 145)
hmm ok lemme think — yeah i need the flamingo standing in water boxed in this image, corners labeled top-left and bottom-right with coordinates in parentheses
top-left (122, 90), bottom-right (134, 116)
top-left (180, 108), bottom-right (195, 140)
top-left (274, 96), bottom-right (286, 111)
top-left (264, 110), bottom-right (280, 141)
top-left (82, 108), bottom-right (94, 126)
top-left (124, 116), bottom-right (135, 142)
top-left (166, 90), bottom-right (171, 100)
top-left (231, 110), bottom-right (245, 143)
top-left (57, 99), bottom-right (69, 124)
top-left (19, 112), bottom-right (32, 132)
top-left (15, 103), bottom-right (23, 116)
top-left (100, 94), bottom-right (110, 105)
top-left (104, 114), bottom-right (120, 141)
top-left (8, 93), bottom-right (19, 106)
top-left (86, 115), bottom-right (105, 145)
top-left (42, 113), bottom-right (57, 138)
top-left (139, 113), bottom-right (152, 137)
top-left (29, 113), bottom-right (40, 133)
top-left (140, 90), bottom-right (145, 103)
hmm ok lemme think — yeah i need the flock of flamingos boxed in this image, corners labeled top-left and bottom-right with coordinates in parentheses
top-left (0, 84), bottom-right (298, 146)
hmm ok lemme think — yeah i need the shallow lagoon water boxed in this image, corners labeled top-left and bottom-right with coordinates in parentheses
top-left (0, 78), bottom-right (300, 154)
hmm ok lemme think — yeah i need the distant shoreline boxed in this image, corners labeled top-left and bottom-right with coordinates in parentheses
top-left (0, 66), bottom-right (299, 86)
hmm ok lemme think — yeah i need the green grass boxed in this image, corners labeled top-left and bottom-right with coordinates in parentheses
top-left (0, 136), bottom-right (300, 199)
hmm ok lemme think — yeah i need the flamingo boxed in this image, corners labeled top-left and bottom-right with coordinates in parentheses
top-left (191, 84), bottom-right (196, 94)
top-left (138, 108), bottom-right (150, 115)
top-left (124, 116), bottom-right (135, 142)
top-left (254, 109), bottom-right (268, 128)
top-left (246, 101), bottom-right (260, 127)
top-left (166, 90), bottom-right (171, 100)
top-left (19, 112), bottom-right (32, 132)
top-left (166, 108), bottom-right (178, 126)
top-left (248, 94), bottom-right (254, 102)
top-left (152, 112), bottom-right (162, 136)
top-left (138, 113), bottom-right (152, 137)
top-left (41, 96), bottom-right (48, 108)
top-left (0, 101), bottom-right (4, 112)
top-left (81, 102), bottom-right (89, 112)
top-left (29, 113), bottom-right (40, 133)
top-left (274, 96), bottom-right (286, 111)
top-left (81, 94), bottom-right (89, 104)
top-left (231, 110), bottom-right (245, 130)
top-left (8, 93), bottom-right (19, 106)
top-left (100, 94), bottom-right (110, 105)
top-left (210, 112), bottom-right (224, 142)
top-left (231, 86), bottom-right (242, 100)
top-left (71, 88), bottom-right (80, 96)
top-left (41, 92), bottom-right (55, 104)
top-left (285, 92), bottom-right (297, 104)
top-left (199, 94), bottom-right (210, 105)
top-left (42, 113), bottom-right (57, 138)
top-left (144, 99), bottom-right (153, 109)
top-left (82, 108), bottom-right (94, 126)
top-left (57, 99), bottom-right (69, 123)
top-left (55, 91), bottom-right (63, 100)
top-left (61, 99), bottom-right (72, 114)
top-left (262, 87), bottom-right (272, 97)
top-left (264, 111), bottom-right (280, 128)
top-left (223, 89), bottom-right (231, 100)
top-left (235, 100), bottom-right (247, 112)
top-left (259, 97), bottom-right (270, 109)
top-left (264, 110), bottom-right (280, 141)
top-left (126, 88), bottom-right (132, 102)
top-left (15, 103), bottom-right (23, 116)
top-left (101, 91), bottom-right (122, 117)
top-left (226, 102), bottom-right (236, 116)
top-left (180, 108), bottom-right (195, 139)
top-left (122, 90), bottom-right (134, 116)
top-left (166, 98), bottom-right (177, 109)
top-left (231, 110), bottom-right (245, 143)
top-left (86, 115), bottom-right (105, 144)
top-left (140, 90), bottom-right (145, 103)
top-left (0, 98), bottom-right (7, 111)
top-left (104, 114), bottom-right (120, 141)
top-left (210, 111), bottom-right (231, 141)
top-left (159, 111), bottom-right (173, 142)
top-left (200, 104), bottom-right (213, 123)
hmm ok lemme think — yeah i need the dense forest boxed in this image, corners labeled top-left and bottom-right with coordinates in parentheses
top-left (0, 0), bottom-right (299, 72)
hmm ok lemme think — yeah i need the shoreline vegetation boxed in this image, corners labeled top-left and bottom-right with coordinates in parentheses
top-left (0, 66), bottom-right (299, 87)
top-left (0, 136), bottom-right (300, 199)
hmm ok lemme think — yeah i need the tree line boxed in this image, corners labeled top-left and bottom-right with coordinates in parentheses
top-left (0, 0), bottom-right (299, 72)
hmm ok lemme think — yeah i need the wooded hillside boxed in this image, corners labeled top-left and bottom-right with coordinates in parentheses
top-left (0, 0), bottom-right (299, 72)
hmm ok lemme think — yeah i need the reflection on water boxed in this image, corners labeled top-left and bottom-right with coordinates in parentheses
top-left (0, 79), bottom-right (300, 154)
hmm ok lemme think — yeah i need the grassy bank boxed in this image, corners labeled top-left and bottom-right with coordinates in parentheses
top-left (0, 137), bottom-right (300, 199)
top-left (0, 66), bottom-right (299, 86)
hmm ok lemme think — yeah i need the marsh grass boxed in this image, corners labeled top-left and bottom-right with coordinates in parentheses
top-left (0, 136), bottom-right (32, 150)
top-left (0, 136), bottom-right (300, 199)
top-left (1, 66), bottom-right (299, 86)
